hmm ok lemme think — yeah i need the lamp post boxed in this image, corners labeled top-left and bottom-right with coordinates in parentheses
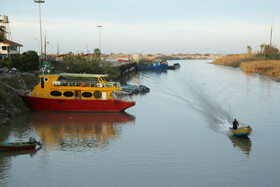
top-left (34, 0), bottom-right (45, 68)
top-left (44, 34), bottom-right (49, 60)
top-left (97, 25), bottom-right (103, 51)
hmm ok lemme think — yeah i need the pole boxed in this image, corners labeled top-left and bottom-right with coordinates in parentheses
top-left (34, 0), bottom-right (45, 69)
top-left (57, 39), bottom-right (59, 55)
top-left (270, 17), bottom-right (273, 46)
top-left (97, 25), bottom-right (103, 51)
top-left (44, 34), bottom-right (46, 60)
top-left (38, 2), bottom-right (43, 65)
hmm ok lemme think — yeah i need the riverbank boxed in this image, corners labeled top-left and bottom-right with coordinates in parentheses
top-left (0, 73), bottom-right (38, 126)
top-left (212, 54), bottom-right (280, 79)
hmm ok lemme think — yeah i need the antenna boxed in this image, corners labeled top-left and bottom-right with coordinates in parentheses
top-left (57, 39), bottom-right (59, 55)
top-left (270, 17), bottom-right (273, 46)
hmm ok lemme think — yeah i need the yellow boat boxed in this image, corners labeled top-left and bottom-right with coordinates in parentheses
top-left (229, 126), bottom-right (252, 136)
top-left (18, 73), bottom-right (135, 112)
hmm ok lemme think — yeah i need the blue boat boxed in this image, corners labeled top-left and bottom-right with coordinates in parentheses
top-left (137, 59), bottom-right (168, 71)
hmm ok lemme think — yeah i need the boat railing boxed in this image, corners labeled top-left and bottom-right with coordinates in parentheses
top-left (110, 92), bottom-right (118, 100)
top-left (53, 81), bottom-right (121, 88)
top-left (111, 91), bottom-right (134, 103)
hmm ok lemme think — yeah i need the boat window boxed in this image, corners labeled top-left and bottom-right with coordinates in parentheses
top-left (50, 91), bottom-right (62, 97)
top-left (63, 91), bottom-right (74, 97)
top-left (82, 92), bottom-right (93, 98)
top-left (93, 91), bottom-right (102, 99)
top-left (41, 77), bottom-right (44, 88)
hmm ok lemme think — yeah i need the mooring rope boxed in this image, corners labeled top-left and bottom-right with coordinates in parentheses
top-left (0, 81), bottom-right (19, 92)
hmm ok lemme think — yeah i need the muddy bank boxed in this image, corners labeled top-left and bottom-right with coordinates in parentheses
top-left (0, 73), bottom-right (38, 126)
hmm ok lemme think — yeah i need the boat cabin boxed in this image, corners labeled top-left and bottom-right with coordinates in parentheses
top-left (30, 73), bottom-right (122, 100)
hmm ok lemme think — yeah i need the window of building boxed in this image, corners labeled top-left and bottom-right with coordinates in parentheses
top-left (2, 46), bottom-right (7, 50)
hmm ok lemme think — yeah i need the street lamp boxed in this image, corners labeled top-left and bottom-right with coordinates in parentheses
top-left (44, 34), bottom-right (49, 60)
top-left (97, 25), bottom-right (103, 51)
top-left (34, 0), bottom-right (45, 68)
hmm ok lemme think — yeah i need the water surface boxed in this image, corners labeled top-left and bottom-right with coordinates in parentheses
top-left (1, 60), bottom-right (280, 187)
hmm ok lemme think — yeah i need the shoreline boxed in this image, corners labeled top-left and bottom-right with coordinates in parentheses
top-left (212, 54), bottom-right (280, 80)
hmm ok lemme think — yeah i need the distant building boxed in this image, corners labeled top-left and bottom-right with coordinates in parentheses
top-left (0, 39), bottom-right (23, 62)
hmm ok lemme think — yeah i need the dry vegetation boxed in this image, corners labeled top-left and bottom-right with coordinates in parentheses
top-left (213, 54), bottom-right (265, 67)
top-left (213, 54), bottom-right (280, 77)
top-left (239, 60), bottom-right (280, 77)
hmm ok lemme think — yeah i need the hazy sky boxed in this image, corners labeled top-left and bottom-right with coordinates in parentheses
top-left (1, 0), bottom-right (279, 54)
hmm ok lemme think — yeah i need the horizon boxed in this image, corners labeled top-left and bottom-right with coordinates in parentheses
top-left (1, 0), bottom-right (279, 54)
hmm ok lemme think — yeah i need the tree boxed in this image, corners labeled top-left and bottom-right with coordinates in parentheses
top-left (260, 44), bottom-right (265, 54)
top-left (94, 48), bottom-right (101, 59)
top-left (4, 51), bottom-right (39, 71)
top-left (247, 46), bottom-right (252, 55)
top-left (58, 53), bottom-right (120, 79)
top-left (262, 45), bottom-right (279, 59)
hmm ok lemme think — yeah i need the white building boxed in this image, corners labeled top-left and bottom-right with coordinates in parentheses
top-left (0, 39), bottom-right (23, 62)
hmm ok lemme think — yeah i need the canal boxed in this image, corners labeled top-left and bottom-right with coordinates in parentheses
top-left (1, 60), bottom-right (280, 186)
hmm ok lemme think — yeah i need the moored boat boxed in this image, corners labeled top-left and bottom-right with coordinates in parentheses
top-left (0, 137), bottom-right (41, 151)
top-left (0, 142), bottom-right (36, 151)
top-left (18, 73), bottom-right (135, 112)
top-left (229, 126), bottom-right (252, 136)
top-left (121, 83), bottom-right (150, 94)
top-left (167, 63), bottom-right (181, 70)
top-left (137, 59), bottom-right (168, 71)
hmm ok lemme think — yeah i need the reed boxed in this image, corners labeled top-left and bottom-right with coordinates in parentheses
top-left (239, 60), bottom-right (280, 77)
top-left (213, 54), bottom-right (265, 67)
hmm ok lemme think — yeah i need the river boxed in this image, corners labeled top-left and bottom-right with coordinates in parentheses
top-left (1, 60), bottom-right (280, 187)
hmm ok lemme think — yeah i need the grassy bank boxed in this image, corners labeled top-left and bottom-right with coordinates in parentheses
top-left (0, 73), bottom-right (38, 126)
top-left (212, 54), bottom-right (280, 78)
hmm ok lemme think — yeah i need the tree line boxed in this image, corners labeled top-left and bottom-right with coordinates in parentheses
top-left (247, 44), bottom-right (280, 59)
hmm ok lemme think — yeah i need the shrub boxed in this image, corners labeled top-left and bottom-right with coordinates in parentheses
top-left (4, 50), bottom-right (39, 71)
top-left (57, 53), bottom-right (120, 79)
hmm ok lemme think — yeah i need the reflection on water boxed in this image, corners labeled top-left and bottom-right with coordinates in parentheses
top-left (228, 135), bottom-right (252, 155)
top-left (0, 148), bottom-right (41, 158)
top-left (29, 112), bottom-right (135, 151)
top-left (0, 112), bottom-right (135, 186)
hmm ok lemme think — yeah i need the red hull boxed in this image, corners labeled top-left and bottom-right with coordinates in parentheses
top-left (0, 144), bottom-right (36, 151)
top-left (20, 95), bottom-right (135, 112)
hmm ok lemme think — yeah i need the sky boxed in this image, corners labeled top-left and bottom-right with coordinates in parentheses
top-left (1, 0), bottom-right (280, 54)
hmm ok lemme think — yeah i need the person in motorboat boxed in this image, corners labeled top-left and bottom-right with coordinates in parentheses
top-left (232, 119), bottom-right (239, 129)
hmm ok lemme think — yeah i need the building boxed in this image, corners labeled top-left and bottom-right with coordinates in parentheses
top-left (0, 39), bottom-right (23, 62)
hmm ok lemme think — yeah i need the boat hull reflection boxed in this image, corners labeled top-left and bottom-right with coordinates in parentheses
top-left (30, 112), bottom-right (135, 124)
top-left (229, 135), bottom-right (252, 155)
top-left (29, 112), bottom-right (135, 151)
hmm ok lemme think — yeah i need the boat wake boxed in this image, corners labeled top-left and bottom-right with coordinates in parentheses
top-left (140, 72), bottom-right (234, 134)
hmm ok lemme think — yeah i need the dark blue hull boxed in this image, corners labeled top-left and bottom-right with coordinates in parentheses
top-left (137, 63), bottom-right (168, 71)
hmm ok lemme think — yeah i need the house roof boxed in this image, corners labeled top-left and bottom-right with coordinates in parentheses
top-left (55, 54), bottom-right (68, 58)
top-left (1, 39), bottom-right (23, 47)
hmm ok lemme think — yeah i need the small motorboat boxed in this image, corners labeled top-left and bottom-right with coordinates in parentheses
top-left (229, 126), bottom-right (252, 136)
top-left (0, 137), bottom-right (42, 151)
